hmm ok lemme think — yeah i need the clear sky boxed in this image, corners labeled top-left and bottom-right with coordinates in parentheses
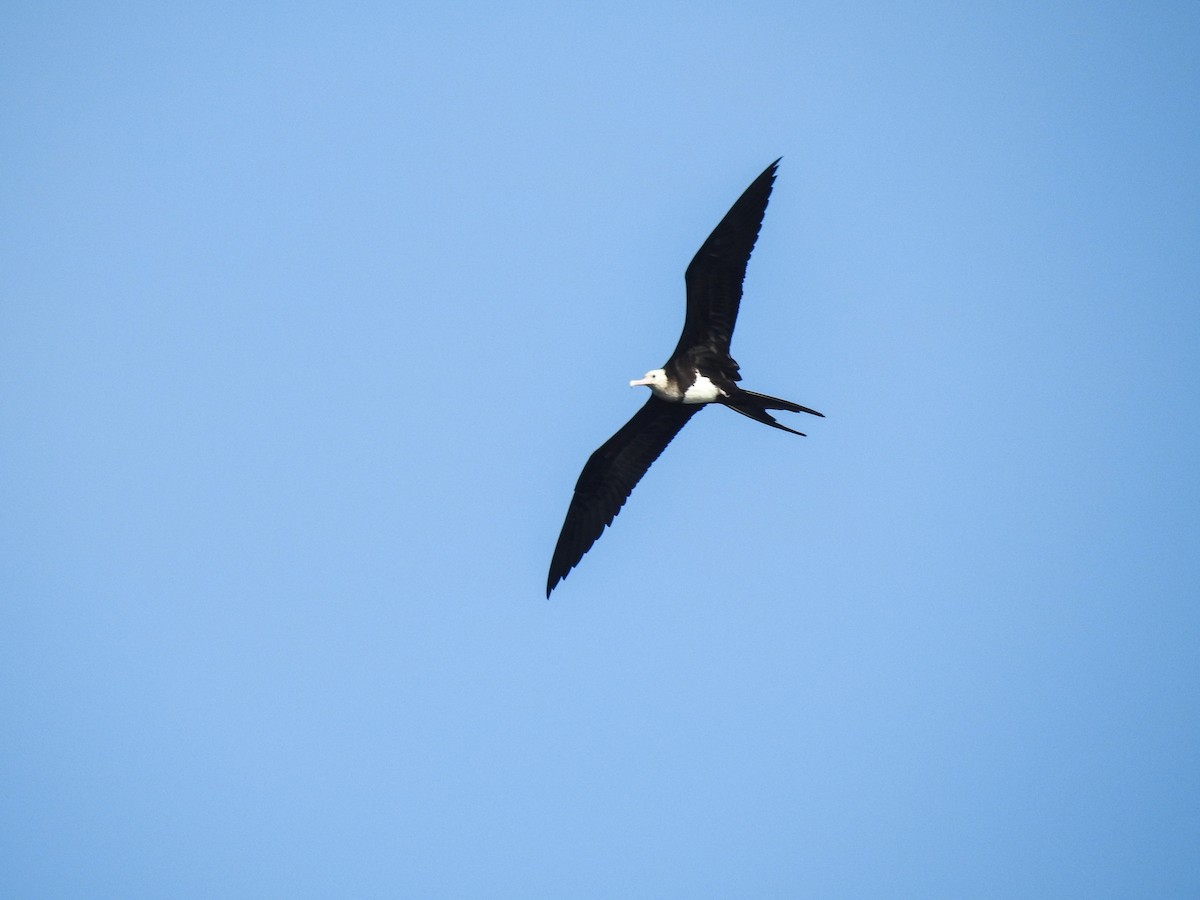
top-left (3, 2), bottom-right (1199, 896)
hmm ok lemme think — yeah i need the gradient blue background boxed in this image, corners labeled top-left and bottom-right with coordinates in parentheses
top-left (4, 2), bottom-right (1199, 896)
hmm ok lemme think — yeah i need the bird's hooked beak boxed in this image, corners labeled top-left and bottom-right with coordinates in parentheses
top-left (629, 376), bottom-right (654, 388)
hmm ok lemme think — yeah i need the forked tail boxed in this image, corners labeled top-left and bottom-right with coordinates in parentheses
top-left (720, 389), bottom-right (824, 436)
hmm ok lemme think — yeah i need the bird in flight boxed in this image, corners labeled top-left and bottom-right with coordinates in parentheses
top-left (546, 159), bottom-right (822, 597)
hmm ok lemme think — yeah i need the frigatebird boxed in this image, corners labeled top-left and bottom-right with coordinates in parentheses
top-left (546, 159), bottom-right (822, 597)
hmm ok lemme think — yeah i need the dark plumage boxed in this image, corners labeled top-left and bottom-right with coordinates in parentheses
top-left (546, 159), bottom-right (823, 597)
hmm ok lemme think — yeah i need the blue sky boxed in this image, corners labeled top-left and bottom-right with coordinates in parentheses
top-left (3, 1), bottom-right (1198, 896)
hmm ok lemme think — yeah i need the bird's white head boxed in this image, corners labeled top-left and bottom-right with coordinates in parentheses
top-left (629, 368), bottom-right (667, 389)
top-left (629, 368), bottom-right (680, 401)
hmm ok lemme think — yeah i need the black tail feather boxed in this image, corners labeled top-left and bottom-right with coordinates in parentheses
top-left (720, 389), bottom-right (823, 436)
top-left (737, 389), bottom-right (824, 418)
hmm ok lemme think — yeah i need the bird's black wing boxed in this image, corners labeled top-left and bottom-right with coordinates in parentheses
top-left (671, 159), bottom-right (780, 366)
top-left (547, 396), bottom-right (701, 597)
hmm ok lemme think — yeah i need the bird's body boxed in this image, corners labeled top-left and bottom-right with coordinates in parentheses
top-left (631, 367), bottom-right (722, 404)
top-left (546, 159), bottom-right (822, 597)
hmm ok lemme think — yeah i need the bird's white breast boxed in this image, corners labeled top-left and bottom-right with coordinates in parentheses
top-left (682, 371), bottom-right (723, 404)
